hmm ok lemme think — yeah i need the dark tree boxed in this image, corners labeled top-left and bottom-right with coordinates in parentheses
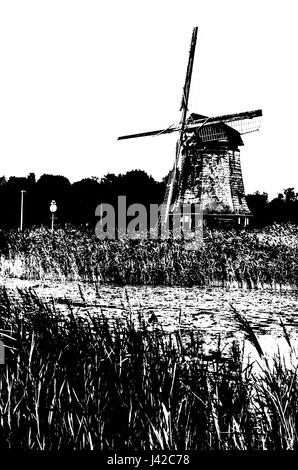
top-left (31, 174), bottom-right (71, 226)
top-left (269, 188), bottom-right (298, 224)
top-left (68, 178), bottom-right (102, 225)
top-left (246, 191), bottom-right (269, 227)
top-left (0, 174), bottom-right (36, 228)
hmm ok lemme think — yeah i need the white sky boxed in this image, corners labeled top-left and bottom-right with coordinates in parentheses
top-left (0, 0), bottom-right (297, 198)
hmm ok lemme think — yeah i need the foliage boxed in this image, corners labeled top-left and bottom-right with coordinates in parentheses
top-left (247, 188), bottom-right (298, 226)
top-left (1, 224), bottom-right (298, 288)
top-left (0, 171), bottom-right (165, 228)
top-left (0, 288), bottom-right (297, 450)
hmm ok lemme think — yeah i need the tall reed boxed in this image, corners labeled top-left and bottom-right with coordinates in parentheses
top-left (1, 224), bottom-right (298, 288)
top-left (0, 287), bottom-right (297, 450)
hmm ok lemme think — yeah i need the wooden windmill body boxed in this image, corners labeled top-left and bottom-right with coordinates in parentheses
top-left (118, 27), bottom-right (262, 228)
top-left (173, 113), bottom-right (252, 227)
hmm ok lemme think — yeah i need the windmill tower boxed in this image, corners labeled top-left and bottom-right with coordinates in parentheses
top-left (118, 27), bottom-right (262, 229)
top-left (172, 111), bottom-right (260, 227)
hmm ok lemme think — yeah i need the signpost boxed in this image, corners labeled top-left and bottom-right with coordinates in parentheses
top-left (20, 190), bottom-right (26, 231)
top-left (50, 200), bottom-right (57, 231)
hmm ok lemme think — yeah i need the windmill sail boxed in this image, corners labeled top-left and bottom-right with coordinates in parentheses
top-left (224, 114), bottom-right (262, 135)
top-left (160, 27), bottom-right (198, 225)
top-left (118, 109), bottom-right (262, 141)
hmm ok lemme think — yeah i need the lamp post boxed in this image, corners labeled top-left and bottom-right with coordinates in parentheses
top-left (50, 200), bottom-right (57, 231)
top-left (20, 190), bottom-right (26, 231)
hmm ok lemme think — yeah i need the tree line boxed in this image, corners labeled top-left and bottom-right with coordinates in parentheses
top-left (0, 171), bottom-right (165, 229)
top-left (246, 188), bottom-right (298, 226)
top-left (0, 171), bottom-right (297, 229)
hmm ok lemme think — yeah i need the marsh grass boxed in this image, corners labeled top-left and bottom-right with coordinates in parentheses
top-left (0, 287), bottom-right (297, 450)
top-left (1, 224), bottom-right (298, 288)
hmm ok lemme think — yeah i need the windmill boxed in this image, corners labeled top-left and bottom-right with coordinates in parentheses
top-left (118, 27), bottom-right (262, 229)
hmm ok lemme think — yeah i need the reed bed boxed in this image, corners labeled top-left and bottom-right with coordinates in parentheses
top-left (0, 287), bottom-right (297, 450)
top-left (0, 224), bottom-right (298, 288)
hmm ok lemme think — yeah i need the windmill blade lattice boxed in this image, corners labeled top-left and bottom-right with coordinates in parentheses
top-left (227, 115), bottom-right (262, 135)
